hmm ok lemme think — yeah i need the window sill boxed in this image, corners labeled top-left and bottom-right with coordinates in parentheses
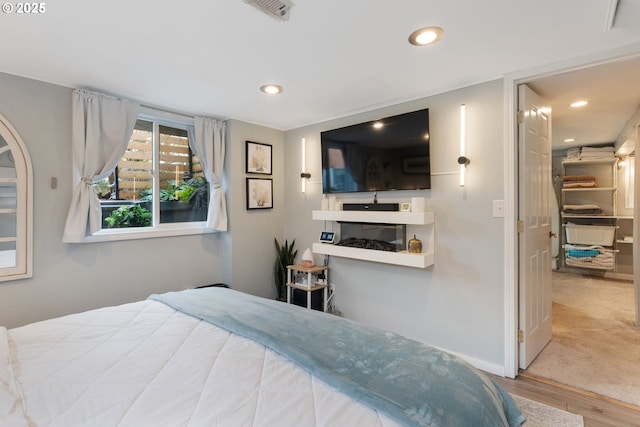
top-left (83, 222), bottom-right (216, 243)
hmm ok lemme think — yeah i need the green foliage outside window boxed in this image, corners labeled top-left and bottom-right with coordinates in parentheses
top-left (104, 205), bottom-right (152, 228)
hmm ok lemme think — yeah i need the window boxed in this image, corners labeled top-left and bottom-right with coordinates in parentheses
top-left (93, 113), bottom-right (211, 239)
top-left (0, 113), bottom-right (32, 281)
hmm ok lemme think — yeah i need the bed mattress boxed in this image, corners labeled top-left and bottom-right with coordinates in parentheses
top-left (2, 299), bottom-right (400, 426)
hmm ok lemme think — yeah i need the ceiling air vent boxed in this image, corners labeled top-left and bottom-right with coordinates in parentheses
top-left (243, 0), bottom-right (294, 22)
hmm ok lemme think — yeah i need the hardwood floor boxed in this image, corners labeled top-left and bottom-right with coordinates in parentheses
top-left (491, 373), bottom-right (640, 427)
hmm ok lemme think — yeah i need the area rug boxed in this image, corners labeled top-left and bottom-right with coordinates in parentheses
top-left (526, 273), bottom-right (640, 407)
top-left (511, 394), bottom-right (583, 427)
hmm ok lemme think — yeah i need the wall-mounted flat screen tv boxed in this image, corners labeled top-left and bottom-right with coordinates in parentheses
top-left (321, 108), bottom-right (430, 194)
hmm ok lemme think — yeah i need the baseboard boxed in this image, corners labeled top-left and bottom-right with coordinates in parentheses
top-left (433, 345), bottom-right (505, 377)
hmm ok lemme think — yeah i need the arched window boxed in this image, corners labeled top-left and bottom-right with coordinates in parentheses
top-left (0, 114), bottom-right (33, 281)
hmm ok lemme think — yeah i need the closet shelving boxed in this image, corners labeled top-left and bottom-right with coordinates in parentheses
top-left (614, 216), bottom-right (634, 277)
top-left (560, 157), bottom-right (631, 279)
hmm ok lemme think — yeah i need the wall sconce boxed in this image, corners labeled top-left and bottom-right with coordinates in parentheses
top-left (458, 104), bottom-right (470, 187)
top-left (300, 137), bottom-right (311, 192)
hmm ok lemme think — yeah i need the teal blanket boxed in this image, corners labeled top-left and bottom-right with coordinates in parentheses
top-left (149, 288), bottom-right (524, 427)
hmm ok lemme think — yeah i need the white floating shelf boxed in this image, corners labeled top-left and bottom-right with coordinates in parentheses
top-left (313, 242), bottom-right (434, 269)
top-left (312, 210), bottom-right (434, 225)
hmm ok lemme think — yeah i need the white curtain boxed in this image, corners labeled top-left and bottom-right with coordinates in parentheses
top-left (190, 117), bottom-right (227, 231)
top-left (62, 89), bottom-right (140, 242)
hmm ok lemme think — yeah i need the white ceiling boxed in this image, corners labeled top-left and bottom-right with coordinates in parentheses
top-left (1, 0), bottom-right (639, 138)
top-left (528, 55), bottom-right (640, 151)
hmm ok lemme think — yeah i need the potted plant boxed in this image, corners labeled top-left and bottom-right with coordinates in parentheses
top-left (177, 176), bottom-right (209, 210)
top-left (139, 176), bottom-right (209, 222)
top-left (93, 178), bottom-right (113, 199)
top-left (273, 238), bottom-right (297, 301)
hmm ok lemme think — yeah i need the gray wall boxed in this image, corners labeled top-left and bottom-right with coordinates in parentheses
top-left (0, 72), bottom-right (225, 328)
top-left (0, 71), bottom-right (509, 372)
top-left (284, 80), bottom-right (507, 371)
top-left (223, 119), bottom-right (285, 297)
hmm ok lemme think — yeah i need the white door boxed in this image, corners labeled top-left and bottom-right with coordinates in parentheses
top-left (518, 84), bottom-right (553, 369)
top-left (635, 126), bottom-right (640, 326)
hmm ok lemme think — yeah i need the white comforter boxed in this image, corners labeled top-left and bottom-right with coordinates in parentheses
top-left (2, 300), bottom-right (399, 427)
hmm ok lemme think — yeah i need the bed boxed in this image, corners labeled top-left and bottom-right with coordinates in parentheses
top-left (1, 287), bottom-right (525, 426)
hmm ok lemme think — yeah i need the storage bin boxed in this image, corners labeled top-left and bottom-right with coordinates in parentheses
top-left (563, 244), bottom-right (616, 270)
top-left (564, 224), bottom-right (616, 246)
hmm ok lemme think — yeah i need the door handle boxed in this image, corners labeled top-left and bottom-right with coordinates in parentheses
top-left (549, 232), bottom-right (559, 238)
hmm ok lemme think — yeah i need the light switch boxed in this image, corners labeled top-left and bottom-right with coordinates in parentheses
top-left (51, 177), bottom-right (57, 189)
top-left (493, 200), bottom-right (504, 218)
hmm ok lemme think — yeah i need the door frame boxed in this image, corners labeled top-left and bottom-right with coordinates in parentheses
top-left (503, 43), bottom-right (640, 378)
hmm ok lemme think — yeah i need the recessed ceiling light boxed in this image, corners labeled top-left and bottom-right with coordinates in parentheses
top-left (564, 138), bottom-right (575, 143)
top-left (408, 26), bottom-right (444, 46)
top-left (570, 100), bottom-right (588, 108)
top-left (372, 121), bottom-right (384, 129)
top-left (260, 84), bottom-right (283, 95)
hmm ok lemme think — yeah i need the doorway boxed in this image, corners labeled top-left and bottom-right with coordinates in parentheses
top-left (524, 272), bottom-right (640, 406)
top-left (512, 54), bottom-right (640, 403)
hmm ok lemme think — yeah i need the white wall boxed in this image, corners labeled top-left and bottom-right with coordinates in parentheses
top-left (0, 72), bottom-right (226, 328)
top-left (283, 80), bottom-right (507, 371)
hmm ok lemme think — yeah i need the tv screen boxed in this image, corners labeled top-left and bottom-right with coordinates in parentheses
top-left (321, 108), bottom-right (430, 194)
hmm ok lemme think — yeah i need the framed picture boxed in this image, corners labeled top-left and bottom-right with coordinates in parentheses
top-left (246, 178), bottom-right (273, 210)
top-left (246, 141), bottom-right (272, 175)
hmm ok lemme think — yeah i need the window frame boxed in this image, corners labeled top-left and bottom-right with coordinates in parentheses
top-left (0, 113), bottom-right (33, 280)
top-left (85, 108), bottom-right (215, 243)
